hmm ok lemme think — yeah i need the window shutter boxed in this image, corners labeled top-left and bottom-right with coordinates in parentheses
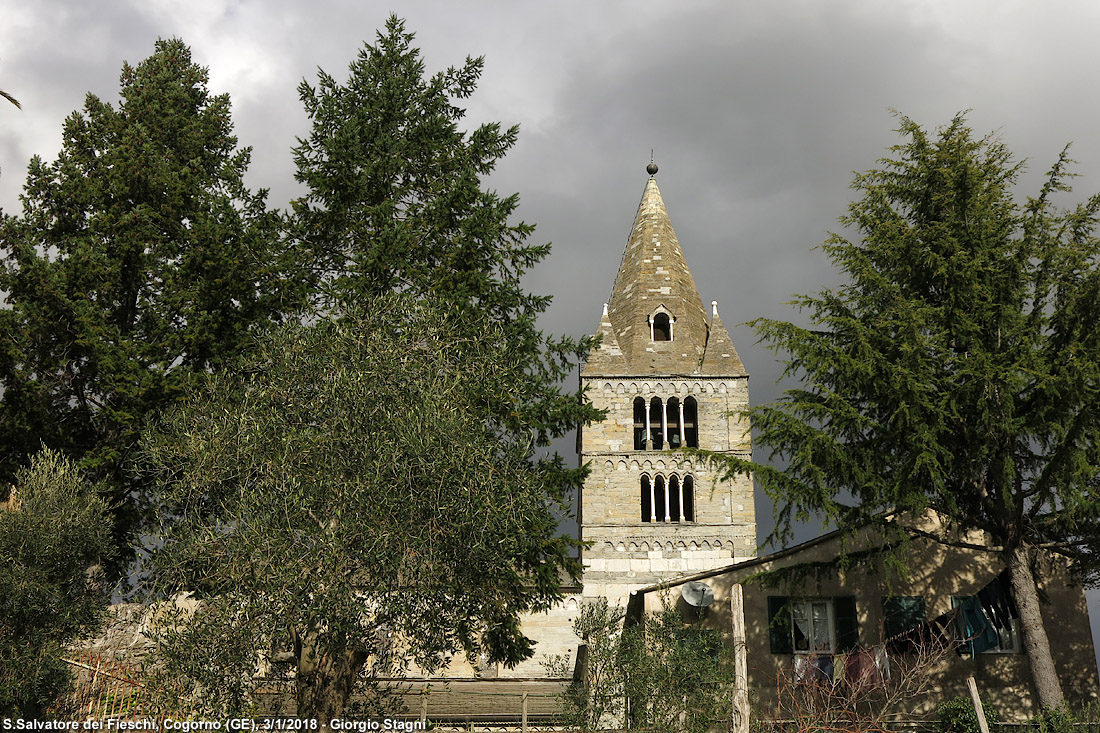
top-left (767, 596), bottom-right (793, 654)
top-left (882, 595), bottom-right (925, 653)
top-left (882, 596), bottom-right (925, 638)
top-left (835, 596), bottom-right (859, 652)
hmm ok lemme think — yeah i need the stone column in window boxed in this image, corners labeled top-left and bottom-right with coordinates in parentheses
top-left (649, 476), bottom-right (657, 523)
top-left (677, 475), bottom-right (685, 522)
top-left (661, 397), bottom-right (669, 447)
top-left (644, 396), bottom-right (652, 450)
top-left (678, 399), bottom-right (685, 448)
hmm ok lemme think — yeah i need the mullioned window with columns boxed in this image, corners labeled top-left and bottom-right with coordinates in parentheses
top-left (633, 396), bottom-right (697, 450)
top-left (640, 473), bottom-right (695, 522)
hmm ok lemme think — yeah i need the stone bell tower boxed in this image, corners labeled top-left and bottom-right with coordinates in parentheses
top-left (579, 163), bottom-right (756, 606)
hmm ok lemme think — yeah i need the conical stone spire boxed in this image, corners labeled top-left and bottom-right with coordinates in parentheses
top-left (589, 173), bottom-right (710, 375)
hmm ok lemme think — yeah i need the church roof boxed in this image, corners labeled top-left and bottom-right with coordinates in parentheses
top-left (582, 169), bottom-right (747, 378)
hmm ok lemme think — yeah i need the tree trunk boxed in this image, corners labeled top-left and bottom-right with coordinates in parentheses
top-left (1006, 543), bottom-right (1065, 710)
top-left (294, 629), bottom-right (369, 729)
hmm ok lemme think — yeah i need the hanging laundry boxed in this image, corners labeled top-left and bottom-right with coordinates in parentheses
top-left (977, 570), bottom-right (1018, 632)
top-left (874, 645), bottom-right (891, 682)
top-left (795, 654), bottom-right (834, 686)
top-left (814, 653), bottom-right (834, 684)
top-left (954, 596), bottom-right (999, 655)
top-left (845, 648), bottom-right (881, 690)
top-left (833, 652), bottom-right (849, 686)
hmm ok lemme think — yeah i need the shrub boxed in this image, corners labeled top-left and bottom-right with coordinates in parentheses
top-left (937, 695), bottom-right (999, 733)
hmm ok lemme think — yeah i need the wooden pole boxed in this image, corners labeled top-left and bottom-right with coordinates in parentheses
top-left (522, 691), bottom-right (529, 733)
top-left (731, 583), bottom-right (750, 733)
top-left (966, 675), bottom-right (991, 733)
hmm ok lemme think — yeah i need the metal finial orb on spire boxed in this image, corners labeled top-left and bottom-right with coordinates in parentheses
top-left (646, 161), bottom-right (658, 176)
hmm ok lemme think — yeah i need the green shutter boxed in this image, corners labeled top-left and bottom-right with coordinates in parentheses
top-left (882, 596), bottom-right (925, 638)
top-left (767, 596), bottom-right (793, 654)
top-left (835, 596), bottom-right (859, 652)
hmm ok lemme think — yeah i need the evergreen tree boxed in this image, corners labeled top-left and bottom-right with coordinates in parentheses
top-left (0, 39), bottom-right (287, 563)
top-left (291, 15), bottom-right (596, 452)
top-left (706, 114), bottom-right (1100, 709)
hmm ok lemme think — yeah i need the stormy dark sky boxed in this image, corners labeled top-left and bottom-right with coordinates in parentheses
top-left (3, 0), bottom-right (1099, 664)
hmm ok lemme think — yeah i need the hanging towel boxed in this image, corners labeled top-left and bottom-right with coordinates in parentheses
top-left (845, 648), bottom-right (881, 690)
top-left (954, 596), bottom-right (999, 655)
top-left (874, 644), bottom-right (891, 682)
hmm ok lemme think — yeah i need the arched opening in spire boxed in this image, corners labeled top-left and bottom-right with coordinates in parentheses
top-left (666, 397), bottom-right (682, 449)
top-left (654, 474), bottom-right (667, 522)
top-left (668, 474), bottom-right (682, 522)
top-left (652, 312), bottom-right (671, 341)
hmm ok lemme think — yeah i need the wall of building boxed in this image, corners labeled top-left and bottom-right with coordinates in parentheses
top-left (580, 375), bottom-right (755, 608)
top-left (640, 530), bottom-right (1100, 721)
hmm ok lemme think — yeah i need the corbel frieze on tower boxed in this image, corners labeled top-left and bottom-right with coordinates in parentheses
top-left (579, 164), bottom-right (756, 606)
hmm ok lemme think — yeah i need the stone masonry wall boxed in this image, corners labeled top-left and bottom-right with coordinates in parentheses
top-left (580, 375), bottom-right (756, 608)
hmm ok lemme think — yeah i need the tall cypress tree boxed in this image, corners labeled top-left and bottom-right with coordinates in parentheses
top-left (705, 114), bottom-right (1100, 709)
top-left (0, 39), bottom-right (287, 563)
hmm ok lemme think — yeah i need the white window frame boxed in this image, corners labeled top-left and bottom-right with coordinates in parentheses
top-left (791, 599), bottom-right (836, 654)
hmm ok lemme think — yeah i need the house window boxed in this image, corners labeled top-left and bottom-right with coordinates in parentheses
top-left (989, 618), bottom-right (1021, 653)
top-left (882, 596), bottom-right (925, 654)
top-left (767, 596), bottom-right (858, 654)
top-left (793, 600), bottom-right (835, 653)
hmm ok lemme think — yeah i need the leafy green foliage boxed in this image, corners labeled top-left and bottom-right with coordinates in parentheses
top-left (1028, 707), bottom-right (1080, 733)
top-left (550, 599), bottom-right (735, 733)
top-left (0, 39), bottom-right (287, 567)
top-left (620, 606), bottom-right (734, 733)
top-left (545, 598), bottom-right (627, 731)
top-left (144, 297), bottom-right (586, 718)
top-left (937, 695), bottom-right (1000, 733)
top-left (0, 448), bottom-right (113, 716)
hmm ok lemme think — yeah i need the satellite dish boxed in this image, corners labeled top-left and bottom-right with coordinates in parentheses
top-left (681, 581), bottom-right (715, 608)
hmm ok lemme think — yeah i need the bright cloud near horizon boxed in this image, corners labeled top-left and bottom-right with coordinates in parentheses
top-left (3, 0), bottom-right (1100, 657)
